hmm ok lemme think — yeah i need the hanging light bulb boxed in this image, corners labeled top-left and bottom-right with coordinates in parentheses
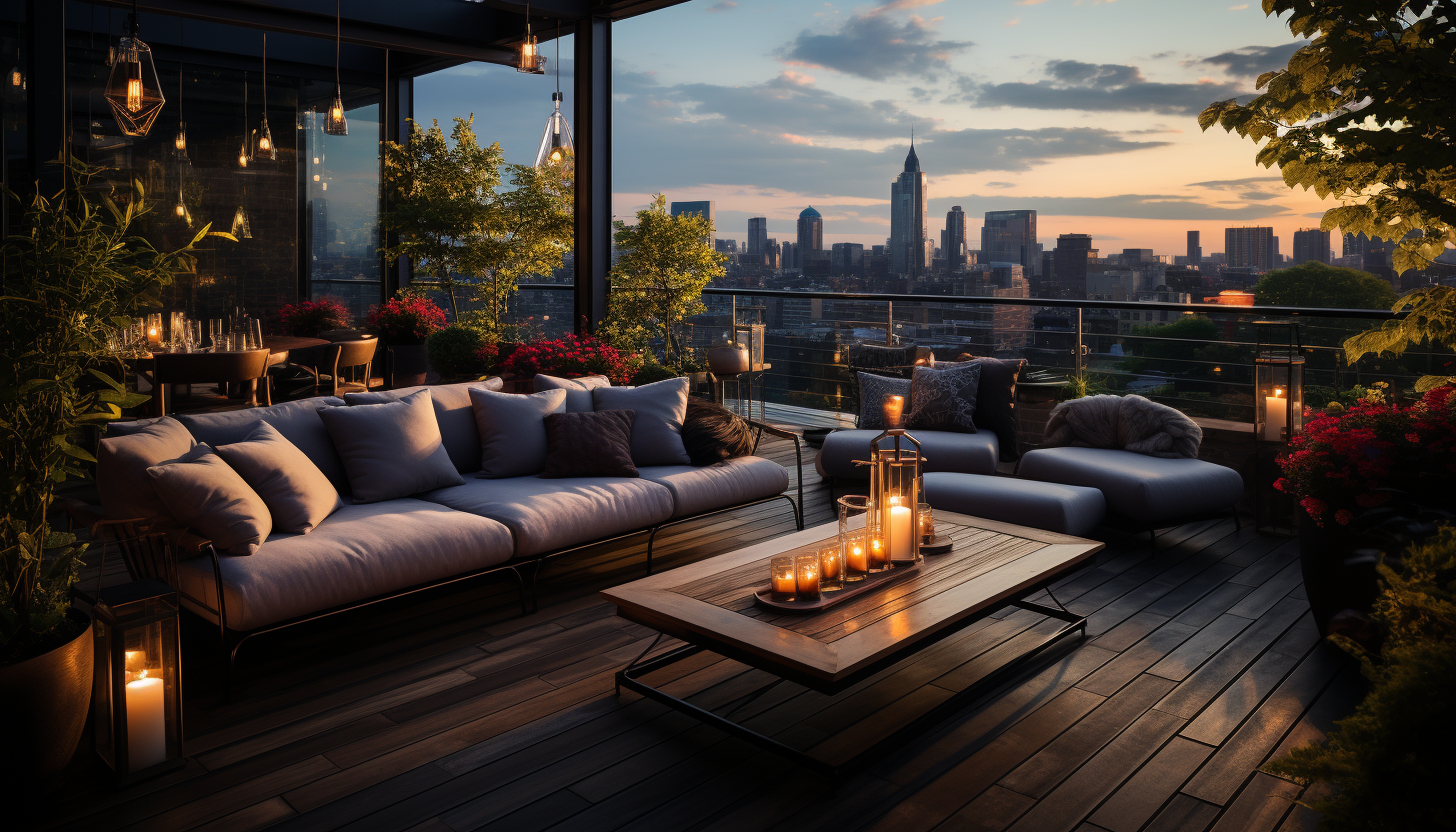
top-left (175, 120), bottom-right (188, 154)
top-left (256, 33), bottom-right (276, 160)
top-left (237, 73), bottom-right (250, 168)
top-left (103, 3), bottom-right (166, 136)
top-left (173, 187), bottom-right (192, 227)
top-left (534, 29), bottom-right (572, 168)
top-left (516, 2), bottom-right (546, 74)
top-left (325, 0), bottom-right (348, 135)
top-left (174, 21), bottom-right (189, 162)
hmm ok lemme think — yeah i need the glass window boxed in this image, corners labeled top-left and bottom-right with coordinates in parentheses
top-left (303, 99), bottom-right (381, 322)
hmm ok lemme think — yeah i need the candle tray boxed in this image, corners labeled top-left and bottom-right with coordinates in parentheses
top-left (753, 561), bottom-right (921, 614)
top-left (921, 535), bottom-right (955, 556)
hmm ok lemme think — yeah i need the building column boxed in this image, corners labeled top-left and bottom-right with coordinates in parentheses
top-left (573, 16), bottom-right (610, 333)
top-left (27, 0), bottom-right (67, 197)
top-left (384, 57), bottom-right (413, 299)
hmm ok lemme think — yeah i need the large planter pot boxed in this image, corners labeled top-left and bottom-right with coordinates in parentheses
top-left (1298, 514), bottom-right (1381, 637)
top-left (0, 610), bottom-right (93, 795)
top-left (386, 343), bottom-right (430, 389)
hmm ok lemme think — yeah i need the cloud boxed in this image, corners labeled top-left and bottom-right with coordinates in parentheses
top-left (930, 193), bottom-right (1292, 221)
top-left (976, 60), bottom-right (1246, 114)
top-left (707, 0), bottom-right (737, 11)
top-left (1228, 4), bottom-right (1249, 9)
top-left (778, 13), bottom-right (972, 81)
top-left (868, 0), bottom-right (947, 13)
top-left (985, 181), bottom-right (1017, 188)
top-left (1198, 42), bottom-right (1306, 78)
top-left (1005, 18), bottom-right (1020, 26)
top-left (1016, 0), bottom-right (1050, 5)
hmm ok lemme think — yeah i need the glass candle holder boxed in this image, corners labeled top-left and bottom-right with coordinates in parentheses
top-left (795, 554), bottom-right (821, 603)
top-left (869, 537), bottom-right (890, 573)
top-left (819, 545), bottom-right (844, 592)
top-left (838, 495), bottom-right (872, 583)
top-left (770, 556), bottom-right (796, 602)
top-left (918, 503), bottom-right (935, 545)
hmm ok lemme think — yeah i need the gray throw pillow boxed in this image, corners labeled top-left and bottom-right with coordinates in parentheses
top-left (347, 379), bottom-right (501, 473)
top-left (146, 446), bottom-right (271, 556)
top-left (906, 362), bottom-right (982, 433)
top-left (857, 372), bottom-right (911, 431)
top-left (214, 422), bottom-right (342, 534)
top-left (591, 377), bottom-right (691, 466)
top-left (178, 398), bottom-right (350, 493)
top-left (96, 417), bottom-right (197, 522)
top-left (533, 373), bottom-right (610, 413)
top-left (468, 387), bottom-right (568, 478)
top-left (317, 389), bottom-right (465, 502)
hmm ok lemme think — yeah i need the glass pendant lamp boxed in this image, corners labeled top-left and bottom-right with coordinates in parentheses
top-left (256, 33), bottom-right (275, 160)
top-left (325, 0), bottom-right (348, 135)
top-left (104, 1), bottom-right (165, 136)
top-left (173, 187), bottom-right (191, 227)
top-left (517, 2), bottom-right (546, 74)
top-left (533, 29), bottom-right (572, 167)
top-left (237, 73), bottom-right (250, 168)
top-left (173, 20), bottom-right (188, 162)
top-left (6, 46), bottom-right (22, 102)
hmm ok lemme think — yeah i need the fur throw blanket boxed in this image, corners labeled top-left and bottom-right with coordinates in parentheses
top-left (1042, 394), bottom-right (1202, 459)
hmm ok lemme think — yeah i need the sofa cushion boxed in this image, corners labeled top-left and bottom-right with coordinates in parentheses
top-left (319, 390), bottom-right (465, 502)
top-left (178, 397), bottom-right (349, 492)
top-left (1016, 446), bottom-right (1244, 527)
top-left (534, 373), bottom-right (610, 413)
top-left (96, 416), bottom-right (196, 522)
top-left (346, 379), bottom-right (503, 473)
top-left (541, 410), bottom-right (639, 478)
top-left (592, 377), bottom-right (691, 466)
top-left (638, 456), bottom-right (791, 519)
top-left (214, 422), bottom-right (342, 534)
top-left (857, 373), bottom-right (911, 431)
top-left (923, 472), bottom-right (1105, 536)
top-left (172, 499), bottom-right (514, 631)
top-left (962, 357), bottom-right (1026, 462)
top-left (147, 446), bottom-right (272, 556)
top-left (469, 387), bottom-right (568, 478)
top-left (906, 362), bottom-right (981, 433)
top-left (816, 429), bottom-right (1000, 480)
top-left (418, 476), bottom-right (674, 557)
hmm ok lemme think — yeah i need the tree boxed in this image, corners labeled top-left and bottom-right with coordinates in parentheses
top-left (1254, 261), bottom-right (1399, 308)
top-left (602, 195), bottom-right (725, 366)
top-left (1199, 0), bottom-right (1456, 275)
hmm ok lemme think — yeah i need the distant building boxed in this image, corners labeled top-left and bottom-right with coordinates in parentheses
top-left (1051, 233), bottom-right (1096, 298)
top-left (670, 200), bottom-right (715, 229)
top-left (714, 239), bottom-right (737, 255)
top-left (944, 205), bottom-right (967, 272)
top-left (796, 206), bottom-right (823, 269)
top-left (747, 217), bottom-right (769, 257)
top-left (1224, 226), bottom-right (1276, 272)
top-left (981, 209), bottom-right (1037, 277)
top-left (1187, 231), bottom-right (1202, 270)
top-left (890, 143), bottom-right (930, 277)
top-left (1121, 248), bottom-right (1156, 264)
top-left (831, 242), bottom-right (865, 277)
top-left (1292, 228), bottom-right (1331, 265)
top-left (780, 240), bottom-right (798, 271)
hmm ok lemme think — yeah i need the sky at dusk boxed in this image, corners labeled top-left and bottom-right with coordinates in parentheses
top-left (414, 0), bottom-right (1341, 260)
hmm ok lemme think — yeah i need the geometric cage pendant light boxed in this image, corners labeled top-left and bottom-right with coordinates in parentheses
top-left (324, 0), bottom-right (348, 136)
top-left (104, 2), bottom-right (166, 137)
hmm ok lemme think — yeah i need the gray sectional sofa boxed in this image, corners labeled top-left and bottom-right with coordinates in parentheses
top-left (95, 380), bottom-right (802, 670)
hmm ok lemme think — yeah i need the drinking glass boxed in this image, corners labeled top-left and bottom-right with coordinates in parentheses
top-left (819, 545), bottom-right (844, 592)
top-left (207, 319), bottom-right (221, 351)
top-left (795, 554), bottom-right (822, 603)
top-left (250, 319), bottom-right (264, 351)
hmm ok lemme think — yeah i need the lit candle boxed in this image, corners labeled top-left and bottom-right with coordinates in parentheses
top-left (125, 671), bottom-right (167, 771)
top-left (146, 326), bottom-right (161, 347)
top-left (919, 504), bottom-right (935, 544)
top-left (770, 556), bottom-right (796, 602)
top-left (869, 538), bottom-right (889, 571)
top-left (883, 395), bottom-right (904, 428)
top-left (820, 547), bottom-right (841, 581)
top-left (795, 554), bottom-right (821, 603)
top-left (846, 540), bottom-right (868, 575)
top-left (887, 498), bottom-right (914, 562)
top-left (1264, 387), bottom-right (1287, 441)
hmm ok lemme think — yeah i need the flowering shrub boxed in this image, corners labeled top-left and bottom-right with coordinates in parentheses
top-left (1276, 386), bottom-right (1456, 526)
top-left (278, 297), bottom-right (351, 337)
top-left (498, 333), bottom-right (633, 385)
top-left (366, 295), bottom-right (447, 344)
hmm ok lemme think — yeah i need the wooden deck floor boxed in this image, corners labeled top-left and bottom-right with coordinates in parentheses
top-left (42, 434), bottom-right (1356, 832)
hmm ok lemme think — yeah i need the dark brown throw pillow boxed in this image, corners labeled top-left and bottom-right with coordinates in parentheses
top-left (540, 410), bottom-right (639, 478)
top-left (682, 398), bottom-right (755, 466)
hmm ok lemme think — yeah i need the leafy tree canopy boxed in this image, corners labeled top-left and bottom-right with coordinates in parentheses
top-left (1200, 0), bottom-right (1456, 273)
top-left (1254, 261), bottom-right (1400, 308)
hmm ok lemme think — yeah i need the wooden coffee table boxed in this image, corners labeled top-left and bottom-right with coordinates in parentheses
top-left (601, 510), bottom-right (1104, 776)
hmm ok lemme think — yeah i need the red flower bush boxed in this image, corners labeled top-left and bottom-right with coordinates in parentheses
top-left (366, 296), bottom-right (447, 344)
top-left (1276, 386), bottom-right (1456, 526)
top-left (278, 297), bottom-right (351, 337)
top-left (498, 333), bottom-right (633, 385)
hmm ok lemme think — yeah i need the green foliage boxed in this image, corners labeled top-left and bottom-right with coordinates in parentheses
top-left (381, 117), bottom-right (573, 336)
top-left (1, 160), bottom-right (228, 664)
top-left (426, 324), bottom-right (486, 380)
top-left (630, 362), bottom-right (680, 386)
top-left (1264, 525), bottom-right (1456, 831)
top-left (1344, 286), bottom-right (1456, 391)
top-left (1199, 0), bottom-right (1456, 276)
top-left (1255, 262), bottom-right (1399, 309)
top-left (601, 194), bottom-right (726, 365)
top-left (1122, 316), bottom-right (1246, 377)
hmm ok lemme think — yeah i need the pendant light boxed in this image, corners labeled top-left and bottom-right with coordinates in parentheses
top-left (173, 186), bottom-right (192, 227)
top-left (256, 33), bottom-right (275, 159)
top-left (533, 26), bottom-right (573, 167)
top-left (5, 45), bottom-right (22, 101)
top-left (516, 2), bottom-right (545, 74)
top-left (237, 72), bottom-right (250, 168)
top-left (103, 0), bottom-right (165, 136)
top-left (173, 19), bottom-right (188, 161)
top-left (325, 0), bottom-right (348, 135)
top-left (232, 187), bottom-right (253, 239)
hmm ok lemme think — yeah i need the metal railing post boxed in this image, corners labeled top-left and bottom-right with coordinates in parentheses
top-left (1074, 306), bottom-right (1085, 381)
top-left (886, 300), bottom-right (894, 345)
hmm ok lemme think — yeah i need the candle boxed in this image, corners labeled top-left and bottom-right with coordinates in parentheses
top-left (883, 395), bottom-right (904, 428)
top-left (869, 538), bottom-right (889, 571)
top-left (820, 546), bottom-right (844, 591)
top-left (919, 504), bottom-right (935, 544)
top-left (1264, 388), bottom-right (1287, 441)
top-left (887, 501), bottom-right (915, 562)
top-left (125, 671), bottom-right (167, 771)
top-left (146, 326), bottom-right (162, 347)
top-left (770, 556), bottom-right (796, 602)
top-left (795, 554), bottom-right (821, 602)
top-left (846, 540), bottom-right (868, 576)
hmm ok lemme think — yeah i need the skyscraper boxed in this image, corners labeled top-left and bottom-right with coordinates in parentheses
top-left (1292, 228), bottom-right (1331, 265)
top-left (944, 205), bottom-right (967, 272)
top-left (1187, 230), bottom-right (1202, 269)
top-left (747, 217), bottom-right (769, 257)
top-left (981, 210), bottom-right (1037, 275)
top-left (890, 144), bottom-right (930, 277)
top-left (669, 200), bottom-right (715, 230)
top-left (1051, 233), bottom-right (1095, 298)
top-left (796, 206), bottom-right (822, 269)
top-left (1225, 226), bottom-right (1276, 271)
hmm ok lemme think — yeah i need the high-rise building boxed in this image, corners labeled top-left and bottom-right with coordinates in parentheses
top-left (1187, 230), bottom-right (1202, 269)
top-left (1224, 226), bottom-right (1276, 272)
top-left (747, 217), bottom-right (769, 257)
top-left (1292, 228), bottom-right (1331, 265)
top-left (670, 200), bottom-right (715, 229)
top-left (831, 242), bottom-right (865, 277)
top-left (1051, 233), bottom-right (1095, 298)
top-left (1121, 248), bottom-right (1156, 264)
top-left (780, 240), bottom-right (798, 271)
top-left (943, 205), bottom-right (968, 272)
top-left (981, 209), bottom-right (1037, 275)
top-left (796, 206), bottom-right (822, 269)
top-left (889, 144), bottom-right (930, 277)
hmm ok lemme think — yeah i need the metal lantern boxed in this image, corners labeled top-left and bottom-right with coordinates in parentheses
top-left (93, 579), bottom-right (184, 782)
top-left (1253, 321), bottom-right (1304, 444)
top-left (103, 14), bottom-right (165, 137)
top-left (864, 429), bottom-right (924, 567)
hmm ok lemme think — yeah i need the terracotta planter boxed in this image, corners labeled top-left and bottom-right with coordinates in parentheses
top-left (0, 610), bottom-right (93, 794)
top-left (386, 343), bottom-right (430, 388)
top-left (1298, 514), bottom-right (1380, 636)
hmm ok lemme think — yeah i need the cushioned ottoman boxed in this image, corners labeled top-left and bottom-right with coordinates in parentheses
top-left (1016, 446), bottom-right (1243, 529)
top-left (923, 472), bottom-right (1106, 536)
top-left (816, 429), bottom-right (1000, 480)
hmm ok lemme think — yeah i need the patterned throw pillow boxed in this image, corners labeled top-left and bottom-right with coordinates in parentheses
top-left (857, 372), bottom-right (911, 430)
top-left (905, 362), bottom-right (982, 433)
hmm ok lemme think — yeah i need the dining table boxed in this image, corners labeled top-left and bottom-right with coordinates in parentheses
top-left (131, 335), bottom-right (332, 416)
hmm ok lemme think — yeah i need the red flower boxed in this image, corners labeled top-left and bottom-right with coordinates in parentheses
top-left (1334, 509), bottom-right (1353, 526)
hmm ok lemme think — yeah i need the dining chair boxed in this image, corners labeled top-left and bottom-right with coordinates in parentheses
top-left (292, 335), bottom-right (379, 396)
top-left (150, 348), bottom-right (271, 416)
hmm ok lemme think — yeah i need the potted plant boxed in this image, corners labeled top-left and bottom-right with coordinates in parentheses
top-left (278, 297), bottom-right (352, 338)
top-left (425, 323), bottom-right (490, 381)
top-left (497, 332), bottom-right (634, 387)
top-left (366, 288), bottom-right (448, 387)
top-left (1, 163), bottom-right (222, 791)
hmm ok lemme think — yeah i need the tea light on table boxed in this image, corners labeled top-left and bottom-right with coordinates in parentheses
top-left (845, 537), bottom-right (868, 579)
top-left (869, 538), bottom-right (890, 572)
top-left (819, 545), bottom-right (844, 591)
top-left (146, 326), bottom-right (162, 347)
top-left (770, 556), bottom-right (796, 602)
top-left (795, 554), bottom-right (822, 603)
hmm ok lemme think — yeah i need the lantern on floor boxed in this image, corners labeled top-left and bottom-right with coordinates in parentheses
top-left (1253, 321), bottom-right (1303, 444)
top-left (104, 11), bottom-right (165, 137)
top-left (861, 429), bottom-right (924, 567)
top-left (93, 579), bottom-right (185, 782)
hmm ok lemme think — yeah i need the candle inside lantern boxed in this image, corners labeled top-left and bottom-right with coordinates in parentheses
top-left (795, 554), bottom-right (821, 602)
top-left (125, 669), bottom-right (167, 771)
top-left (883, 395), bottom-right (904, 428)
top-left (770, 556), bottom-right (796, 602)
top-left (886, 497), bottom-right (914, 562)
top-left (1264, 387), bottom-right (1287, 441)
